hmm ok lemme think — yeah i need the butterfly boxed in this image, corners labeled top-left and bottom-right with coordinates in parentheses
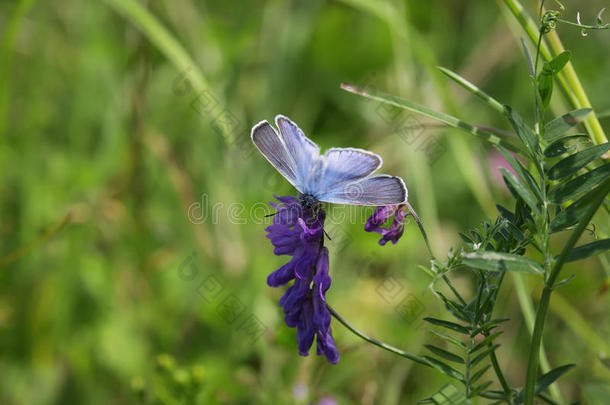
top-left (251, 115), bottom-right (408, 207)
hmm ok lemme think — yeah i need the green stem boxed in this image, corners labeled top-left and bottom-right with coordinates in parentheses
top-left (501, 0), bottom-right (608, 145)
top-left (523, 179), bottom-right (610, 405)
top-left (545, 29), bottom-right (608, 145)
top-left (327, 303), bottom-right (431, 367)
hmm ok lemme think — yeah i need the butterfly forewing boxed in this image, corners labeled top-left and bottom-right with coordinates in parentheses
top-left (251, 120), bottom-right (301, 190)
top-left (275, 115), bottom-right (320, 189)
top-left (317, 175), bottom-right (407, 206)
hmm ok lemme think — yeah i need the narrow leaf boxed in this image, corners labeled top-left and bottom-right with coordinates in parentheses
top-left (424, 317), bottom-right (470, 334)
top-left (461, 251), bottom-right (544, 275)
top-left (470, 365), bottom-right (492, 384)
top-left (425, 345), bottom-right (465, 364)
top-left (544, 108), bottom-right (592, 142)
top-left (497, 146), bottom-right (543, 202)
top-left (429, 330), bottom-right (468, 350)
top-left (547, 143), bottom-right (610, 180)
top-left (437, 67), bottom-right (505, 113)
top-left (340, 83), bottom-right (522, 152)
top-left (535, 364), bottom-right (575, 395)
top-left (501, 169), bottom-right (540, 215)
top-left (537, 72), bottom-right (554, 108)
top-left (471, 331), bottom-right (503, 353)
top-left (425, 384), bottom-right (473, 405)
top-left (504, 106), bottom-right (541, 157)
top-left (471, 344), bottom-right (500, 366)
top-left (543, 134), bottom-right (589, 158)
top-left (548, 163), bottom-right (610, 204)
top-left (423, 356), bottom-right (465, 381)
top-left (547, 51), bottom-right (571, 72)
top-left (551, 179), bottom-right (610, 232)
top-left (564, 239), bottom-right (610, 263)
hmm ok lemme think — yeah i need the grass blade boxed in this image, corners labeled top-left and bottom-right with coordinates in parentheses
top-left (340, 83), bottom-right (522, 153)
top-left (437, 67), bottom-right (505, 113)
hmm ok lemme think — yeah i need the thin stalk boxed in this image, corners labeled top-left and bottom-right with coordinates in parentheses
top-left (0, 213), bottom-right (72, 269)
top-left (327, 303), bottom-right (431, 367)
top-left (524, 179), bottom-right (610, 405)
top-left (488, 343), bottom-right (512, 400)
top-left (405, 202), bottom-right (467, 306)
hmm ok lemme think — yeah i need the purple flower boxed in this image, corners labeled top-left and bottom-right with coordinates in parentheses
top-left (365, 204), bottom-right (408, 246)
top-left (266, 195), bottom-right (339, 364)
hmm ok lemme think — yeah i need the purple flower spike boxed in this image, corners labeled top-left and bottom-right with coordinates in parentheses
top-left (365, 204), bottom-right (408, 246)
top-left (266, 196), bottom-right (339, 364)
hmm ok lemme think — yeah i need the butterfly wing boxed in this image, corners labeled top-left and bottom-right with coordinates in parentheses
top-left (251, 120), bottom-right (301, 190)
top-left (313, 147), bottom-right (382, 195)
top-left (275, 115), bottom-right (320, 189)
top-left (317, 175), bottom-right (407, 206)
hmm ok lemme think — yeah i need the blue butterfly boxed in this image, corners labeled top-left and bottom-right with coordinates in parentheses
top-left (251, 115), bottom-right (408, 206)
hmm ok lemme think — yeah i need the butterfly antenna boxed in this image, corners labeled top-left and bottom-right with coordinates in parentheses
top-left (324, 229), bottom-right (332, 241)
top-left (265, 212), bottom-right (277, 218)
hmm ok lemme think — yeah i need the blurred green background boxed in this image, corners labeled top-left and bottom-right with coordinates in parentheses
top-left (1, 0), bottom-right (609, 404)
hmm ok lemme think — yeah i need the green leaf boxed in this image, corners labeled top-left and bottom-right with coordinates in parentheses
top-left (504, 106), bottom-right (541, 157)
top-left (461, 251), bottom-right (544, 275)
top-left (470, 331), bottom-right (503, 353)
top-left (537, 71), bottom-right (554, 109)
top-left (470, 381), bottom-right (493, 396)
top-left (535, 364), bottom-right (575, 395)
top-left (424, 317), bottom-right (470, 334)
top-left (543, 134), bottom-right (589, 158)
top-left (421, 384), bottom-right (472, 405)
top-left (470, 365), bottom-right (492, 385)
top-left (547, 143), bottom-right (610, 180)
top-left (425, 345), bottom-right (465, 364)
top-left (470, 344), bottom-right (500, 366)
top-left (537, 52), bottom-right (570, 108)
top-left (544, 108), bottom-right (593, 142)
top-left (551, 179), bottom-right (610, 232)
top-left (564, 239), bottom-right (610, 263)
top-left (435, 290), bottom-right (471, 322)
top-left (501, 169), bottom-right (541, 215)
top-left (340, 83), bottom-right (522, 152)
top-left (497, 146), bottom-right (543, 203)
top-left (548, 163), bottom-right (610, 204)
top-left (547, 51), bottom-right (571, 72)
top-left (437, 67), bottom-right (505, 113)
top-left (423, 356), bottom-right (465, 382)
top-left (429, 330), bottom-right (468, 350)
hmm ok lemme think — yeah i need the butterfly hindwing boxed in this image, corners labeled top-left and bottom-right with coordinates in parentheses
top-left (317, 175), bottom-right (407, 206)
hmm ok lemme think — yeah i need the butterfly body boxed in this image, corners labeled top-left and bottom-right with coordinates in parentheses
top-left (251, 115), bottom-right (408, 206)
top-left (299, 192), bottom-right (319, 210)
